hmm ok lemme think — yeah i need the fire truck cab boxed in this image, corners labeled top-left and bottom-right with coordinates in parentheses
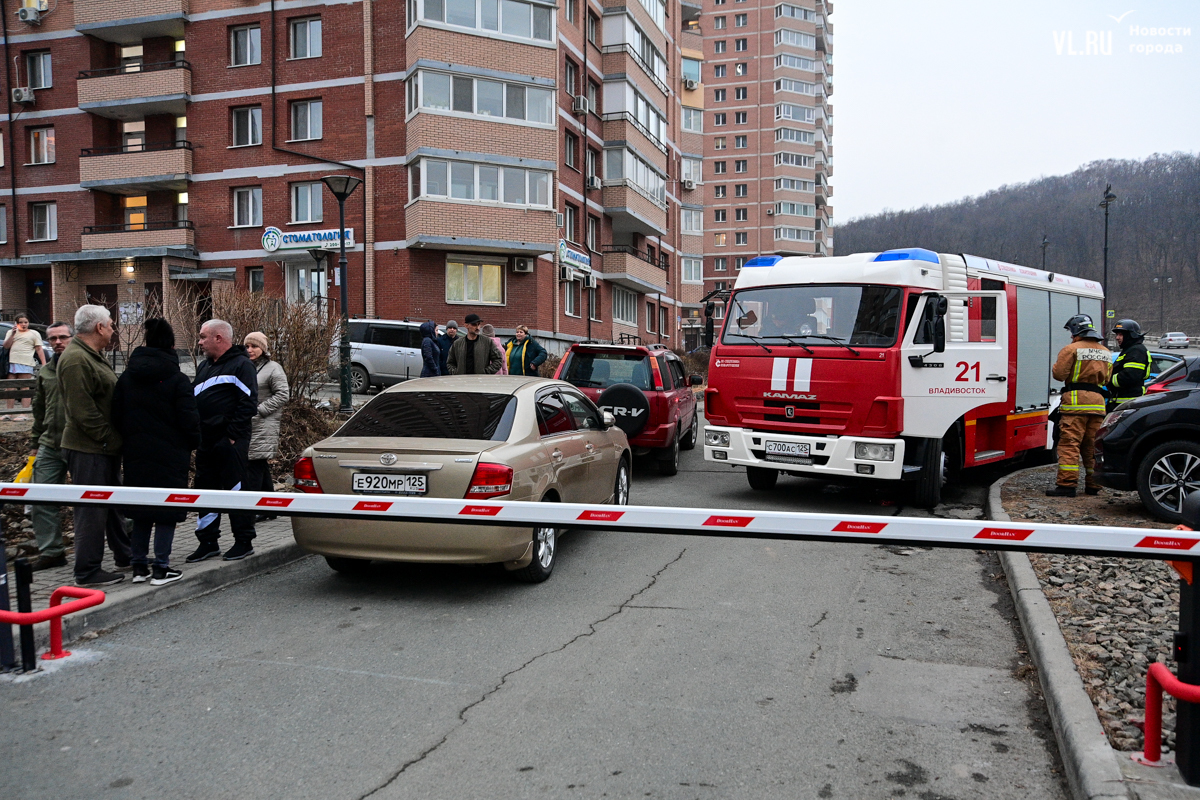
top-left (702, 248), bottom-right (1104, 507)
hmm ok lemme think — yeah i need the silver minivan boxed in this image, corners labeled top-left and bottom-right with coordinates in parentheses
top-left (341, 319), bottom-right (426, 393)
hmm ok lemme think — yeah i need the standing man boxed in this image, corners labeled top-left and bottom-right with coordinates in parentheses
top-left (447, 313), bottom-right (503, 375)
top-left (186, 319), bottom-right (259, 563)
top-left (28, 321), bottom-right (73, 570)
top-left (1048, 314), bottom-right (1112, 497)
top-left (58, 305), bottom-right (131, 586)
top-left (1108, 318), bottom-right (1151, 411)
top-left (436, 320), bottom-right (459, 376)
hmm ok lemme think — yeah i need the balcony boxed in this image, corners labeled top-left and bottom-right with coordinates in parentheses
top-left (77, 61), bottom-right (191, 120)
top-left (602, 182), bottom-right (667, 237)
top-left (601, 44), bottom-right (669, 99)
top-left (75, 0), bottom-right (188, 43)
top-left (600, 247), bottom-right (667, 294)
top-left (80, 141), bottom-right (192, 193)
top-left (81, 220), bottom-right (195, 252)
top-left (602, 112), bottom-right (668, 157)
top-left (404, 200), bottom-right (557, 255)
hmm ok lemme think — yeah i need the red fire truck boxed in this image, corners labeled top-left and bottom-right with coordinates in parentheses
top-left (701, 248), bottom-right (1104, 507)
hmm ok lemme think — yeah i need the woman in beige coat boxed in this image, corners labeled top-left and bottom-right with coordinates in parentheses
top-left (244, 331), bottom-right (289, 520)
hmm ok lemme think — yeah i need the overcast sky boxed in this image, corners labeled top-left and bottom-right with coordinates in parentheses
top-left (832, 0), bottom-right (1199, 221)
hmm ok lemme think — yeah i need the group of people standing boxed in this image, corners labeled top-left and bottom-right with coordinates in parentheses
top-left (419, 314), bottom-right (548, 378)
top-left (28, 305), bottom-right (290, 588)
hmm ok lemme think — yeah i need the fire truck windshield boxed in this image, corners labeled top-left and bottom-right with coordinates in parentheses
top-left (722, 284), bottom-right (903, 348)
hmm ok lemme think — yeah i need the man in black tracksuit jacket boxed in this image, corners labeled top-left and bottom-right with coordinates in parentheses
top-left (185, 319), bottom-right (259, 563)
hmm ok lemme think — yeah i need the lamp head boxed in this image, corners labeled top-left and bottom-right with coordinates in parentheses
top-left (321, 175), bottom-right (363, 201)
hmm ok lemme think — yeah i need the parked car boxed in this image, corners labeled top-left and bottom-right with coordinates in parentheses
top-left (554, 341), bottom-right (701, 476)
top-left (291, 376), bottom-right (631, 582)
top-left (1094, 356), bottom-right (1200, 522)
top-left (1147, 352), bottom-right (1185, 384)
top-left (333, 319), bottom-right (425, 393)
top-left (1159, 332), bottom-right (1190, 349)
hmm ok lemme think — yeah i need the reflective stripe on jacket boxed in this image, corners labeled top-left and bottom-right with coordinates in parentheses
top-left (1052, 338), bottom-right (1112, 415)
top-left (1109, 342), bottom-right (1151, 400)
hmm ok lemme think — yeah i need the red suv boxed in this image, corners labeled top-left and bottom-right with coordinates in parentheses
top-left (555, 342), bottom-right (702, 475)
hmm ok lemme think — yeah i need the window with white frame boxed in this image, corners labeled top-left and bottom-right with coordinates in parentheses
top-left (290, 100), bottom-right (323, 141)
top-left (25, 52), bottom-right (51, 89)
top-left (681, 208), bottom-right (702, 234)
top-left (775, 152), bottom-right (813, 167)
top-left (564, 59), bottom-right (578, 96)
top-left (682, 107), bottom-right (703, 133)
top-left (713, 136), bottom-right (726, 150)
top-left (734, 159), bottom-right (747, 173)
top-left (775, 201), bottom-right (815, 217)
top-left (714, 185), bottom-right (726, 198)
top-left (682, 157), bottom-right (702, 183)
top-left (587, 214), bottom-right (598, 250)
top-left (233, 187), bottom-right (263, 227)
top-left (713, 112), bottom-right (726, 126)
top-left (28, 127), bottom-right (54, 164)
top-left (735, 62), bottom-right (747, 75)
top-left (776, 127), bottom-right (814, 144)
top-left (713, 88), bottom-right (726, 102)
top-left (564, 131), bottom-right (578, 169)
top-left (775, 226), bottom-right (815, 241)
top-left (446, 255), bottom-right (505, 305)
top-left (232, 106), bottom-right (262, 146)
top-left (735, 86), bottom-right (747, 100)
top-left (659, 306), bottom-right (668, 337)
top-left (410, 158), bottom-right (553, 207)
top-left (585, 147), bottom-right (597, 178)
top-left (775, 78), bottom-right (817, 95)
top-left (30, 202), bottom-right (56, 241)
top-left (565, 279), bottom-right (580, 316)
top-left (410, 71), bottom-right (554, 124)
top-left (735, 256), bottom-right (746, 269)
top-left (713, 15), bottom-right (726, 28)
top-left (682, 57), bottom-right (700, 84)
top-left (776, 177), bottom-right (815, 192)
top-left (713, 64), bottom-right (726, 78)
top-left (613, 287), bottom-right (637, 325)
top-left (589, 285), bottom-right (601, 320)
top-left (775, 3), bottom-right (815, 20)
top-left (415, 0), bottom-right (554, 43)
top-left (714, 233), bottom-right (727, 246)
top-left (734, 184), bottom-right (747, 197)
top-left (776, 53), bottom-right (815, 70)
top-left (735, 208), bottom-right (747, 221)
top-left (734, 111), bottom-right (747, 124)
top-left (636, 0), bottom-right (665, 31)
top-left (565, 0), bottom-right (576, 24)
top-left (713, 161), bottom-right (726, 175)
top-left (714, 40), bottom-right (726, 54)
top-left (734, 135), bottom-right (746, 148)
top-left (0, 206), bottom-right (6, 243)
top-left (714, 209), bottom-right (726, 222)
top-left (735, 13), bottom-right (747, 26)
top-left (292, 182), bottom-right (324, 223)
top-left (734, 232), bottom-right (747, 245)
top-left (682, 257), bottom-right (702, 283)
top-left (645, 301), bottom-right (655, 332)
top-left (735, 38), bottom-right (747, 51)
top-left (604, 148), bottom-right (666, 205)
top-left (231, 25), bottom-right (262, 66)
top-left (775, 103), bottom-right (814, 122)
top-left (564, 202), bottom-right (579, 242)
top-left (714, 257), bottom-right (726, 271)
top-left (775, 28), bottom-right (815, 48)
top-left (290, 17), bottom-right (322, 58)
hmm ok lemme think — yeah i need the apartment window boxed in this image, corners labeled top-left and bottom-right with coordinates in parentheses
top-left (735, 13), bottom-right (747, 26)
top-left (713, 161), bottom-right (727, 174)
top-left (565, 0), bottom-right (576, 24)
top-left (776, 3), bottom-right (816, 20)
top-left (290, 100), bottom-right (323, 141)
top-left (714, 233), bottom-right (727, 246)
top-left (587, 11), bottom-right (598, 43)
top-left (735, 232), bottom-right (747, 245)
top-left (29, 202), bottom-right (56, 241)
top-left (587, 80), bottom-right (599, 113)
top-left (776, 227), bottom-right (816, 242)
top-left (291, 182), bottom-right (324, 223)
top-left (682, 157), bottom-right (702, 183)
top-left (713, 64), bottom-right (727, 78)
top-left (776, 53), bottom-right (816, 70)
top-left (290, 17), bottom-right (322, 58)
top-left (735, 63), bottom-right (747, 75)
top-left (776, 201), bottom-right (816, 216)
top-left (231, 25), bottom-right (262, 66)
top-left (713, 88), bottom-right (726, 103)
top-left (0, 206), bottom-right (6, 243)
top-left (714, 0), bottom-right (724, 4)
top-left (249, 268), bottom-right (265, 293)
top-left (233, 187), bottom-right (263, 227)
top-left (714, 185), bottom-right (727, 198)
top-left (776, 78), bottom-right (817, 95)
top-left (123, 196), bottom-right (147, 229)
top-left (175, 116), bottom-right (187, 143)
top-left (714, 136), bottom-right (726, 150)
top-left (28, 127), bottom-right (54, 164)
top-left (734, 135), bottom-right (747, 148)
top-left (734, 160), bottom-right (747, 173)
top-left (682, 107), bottom-right (703, 132)
top-left (120, 45), bottom-right (144, 73)
top-left (232, 106), bottom-right (262, 146)
top-left (645, 302), bottom-right (655, 332)
top-left (714, 40), bottom-right (727, 54)
top-left (122, 121), bottom-right (146, 152)
top-left (565, 279), bottom-right (580, 317)
top-left (735, 87), bottom-right (747, 100)
top-left (734, 256), bottom-right (746, 270)
top-left (613, 287), bottom-right (636, 325)
top-left (564, 131), bottom-right (578, 169)
top-left (660, 307), bottom-right (668, 337)
top-left (714, 257), bottom-right (727, 271)
top-left (682, 58), bottom-right (701, 84)
top-left (735, 112), bottom-right (747, 124)
top-left (414, 71), bottom-right (554, 124)
top-left (589, 286), bottom-right (601, 321)
top-left (586, 214), bottom-right (599, 250)
top-left (776, 177), bottom-right (815, 192)
top-left (683, 257), bottom-right (702, 283)
top-left (25, 52), bottom-right (51, 89)
top-left (564, 59), bottom-right (578, 96)
top-left (713, 15), bottom-right (726, 28)
top-left (735, 38), bottom-right (747, 51)
top-left (775, 152), bottom-right (814, 167)
top-left (714, 209), bottom-right (726, 222)
top-left (176, 191), bottom-right (189, 222)
top-left (713, 113), bottom-right (726, 126)
top-left (735, 208), bottom-right (748, 221)
top-left (446, 256), bottom-right (505, 305)
top-left (681, 209), bottom-right (702, 234)
top-left (564, 203), bottom-right (579, 243)
top-left (776, 102), bottom-right (813, 122)
top-left (412, 159), bottom-right (552, 207)
top-left (775, 29), bottom-right (816, 48)
top-left (419, 0), bottom-right (554, 42)
top-left (776, 127), bottom-right (815, 144)
top-left (735, 184), bottom-right (747, 197)
top-left (586, 147), bottom-right (598, 178)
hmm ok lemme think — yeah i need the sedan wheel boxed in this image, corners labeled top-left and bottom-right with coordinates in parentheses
top-left (511, 498), bottom-right (559, 583)
top-left (1137, 440), bottom-right (1200, 523)
top-left (613, 458), bottom-right (631, 505)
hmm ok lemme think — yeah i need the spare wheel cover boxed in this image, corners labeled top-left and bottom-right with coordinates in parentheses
top-left (597, 383), bottom-right (651, 437)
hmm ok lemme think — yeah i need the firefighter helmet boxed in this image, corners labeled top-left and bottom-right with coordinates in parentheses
top-left (1063, 314), bottom-right (1099, 339)
top-left (1112, 318), bottom-right (1144, 343)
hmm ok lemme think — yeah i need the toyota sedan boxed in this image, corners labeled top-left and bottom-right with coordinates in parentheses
top-left (291, 376), bottom-right (631, 582)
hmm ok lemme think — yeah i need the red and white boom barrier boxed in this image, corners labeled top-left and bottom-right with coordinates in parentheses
top-left (1, 482), bottom-right (1195, 559)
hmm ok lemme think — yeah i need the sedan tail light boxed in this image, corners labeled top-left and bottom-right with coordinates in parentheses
top-left (466, 462), bottom-right (513, 499)
top-left (294, 457), bottom-right (324, 493)
top-left (1147, 375), bottom-right (1185, 394)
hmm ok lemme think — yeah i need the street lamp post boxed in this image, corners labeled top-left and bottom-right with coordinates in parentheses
top-left (320, 175), bottom-right (363, 414)
top-left (1041, 235), bottom-right (1049, 270)
top-left (1099, 184), bottom-right (1117, 337)
top-left (1153, 276), bottom-right (1173, 335)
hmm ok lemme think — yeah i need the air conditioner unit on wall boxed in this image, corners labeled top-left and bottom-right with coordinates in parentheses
top-left (585, 176), bottom-right (602, 191)
top-left (572, 96), bottom-right (589, 115)
top-left (16, 6), bottom-right (41, 24)
top-left (11, 87), bottom-right (34, 104)
top-left (555, 212), bottom-right (565, 228)
top-left (512, 257), bottom-right (534, 273)
top-left (683, 78), bottom-right (698, 91)
top-left (680, 178), bottom-right (696, 191)
top-left (583, 273), bottom-right (598, 289)
top-left (766, 208), bottom-right (775, 216)
top-left (559, 265), bottom-right (573, 282)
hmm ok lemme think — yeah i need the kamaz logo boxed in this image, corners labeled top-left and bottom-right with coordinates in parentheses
top-left (764, 392), bottom-right (816, 401)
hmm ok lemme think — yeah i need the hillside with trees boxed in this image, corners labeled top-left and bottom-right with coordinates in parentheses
top-left (834, 152), bottom-right (1200, 337)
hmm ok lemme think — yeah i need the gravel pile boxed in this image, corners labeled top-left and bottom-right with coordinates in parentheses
top-left (1002, 465), bottom-right (1179, 753)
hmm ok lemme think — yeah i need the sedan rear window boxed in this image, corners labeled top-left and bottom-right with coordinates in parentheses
top-left (337, 392), bottom-right (517, 440)
top-left (562, 352), bottom-right (653, 390)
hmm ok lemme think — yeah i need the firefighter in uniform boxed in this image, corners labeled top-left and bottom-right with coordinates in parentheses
top-left (1108, 318), bottom-right (1151, 411)
top-left (1048, 314), bottom-right (1112, 497)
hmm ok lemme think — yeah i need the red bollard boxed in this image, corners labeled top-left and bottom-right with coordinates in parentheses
top-left (1136, 662), bottom-right (1200, 767)
top-left (0, 586), bottom-right (106, 665)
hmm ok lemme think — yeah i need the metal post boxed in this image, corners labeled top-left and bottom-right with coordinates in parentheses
top-left (14, 557), bottom-right (34, 672)
top-left (1041, 235), bottom-right (1048, 270)
top-left (1175, 562), bottom-right (1200, 783)
top-left (337, 196), bottom-right (352, 414)
top-left (1099, 185), bottom-right (1116, 338)
top-left (0, 511), bottom-right (15, 670)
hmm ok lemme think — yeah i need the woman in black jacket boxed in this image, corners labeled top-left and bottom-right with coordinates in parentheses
top-left (113, 318), bottom-right (201, 586)
top-left (419, 320), bottom-right (441, 377)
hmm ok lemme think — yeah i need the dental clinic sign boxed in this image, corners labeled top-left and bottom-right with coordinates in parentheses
top-left (261, 226), bottom-right (355, 253)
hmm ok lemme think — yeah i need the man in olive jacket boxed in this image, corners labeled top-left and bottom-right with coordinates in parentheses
top-left (58, 304), bottom-right (131, 586)
top-left (28, 321), bottom-right (73, 570)
top-left (447, 313), bottom-right (503, 375)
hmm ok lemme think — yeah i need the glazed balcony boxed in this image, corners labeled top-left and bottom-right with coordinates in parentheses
top-left (74, 0), bottom-right (188, 43)
top-left (600, 246), bottom-right (667, 294)
top-left (81, 219), bottom-right (194, 252)
top-left (78, 61), bottom-right (191, 120)
top-left (600, 44), bottom-right (669, 100)
top-left (601, 112), bottom-right (668, 158)
top-left (79, 141), bottom-right (192, 192)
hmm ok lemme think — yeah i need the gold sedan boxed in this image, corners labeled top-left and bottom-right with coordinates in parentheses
top-left (291, 376), bottom-right (631, 582)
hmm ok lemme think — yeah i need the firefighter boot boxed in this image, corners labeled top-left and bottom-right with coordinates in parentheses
top-left (1045, 485), bottom-right (1077, 497)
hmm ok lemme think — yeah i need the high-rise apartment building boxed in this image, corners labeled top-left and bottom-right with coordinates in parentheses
top-left (698, 0), bottom-right (831, 298)
top-left (0, 0), bottom-right (706, 351)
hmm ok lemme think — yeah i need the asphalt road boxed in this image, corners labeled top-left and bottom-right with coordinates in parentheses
top-left (0, 436), bottom-right (1067, 800)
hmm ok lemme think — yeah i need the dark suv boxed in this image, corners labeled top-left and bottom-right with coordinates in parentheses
top-left (555, 342), bottom-right (701, 475)
top-left (1094, 356), bottom-right (1200, 522)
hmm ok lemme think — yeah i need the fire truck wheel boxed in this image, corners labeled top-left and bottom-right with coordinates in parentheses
top-left (747, 466), bottom-right (779, 491)
top-left (907, 438), bottom-right (944, 509)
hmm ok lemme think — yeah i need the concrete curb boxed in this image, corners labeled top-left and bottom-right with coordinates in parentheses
top-left (987, 465), bottom-right (1129, 800)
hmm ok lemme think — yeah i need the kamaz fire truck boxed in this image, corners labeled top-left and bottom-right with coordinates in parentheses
top-left (701, 248), bottom-right (1104, 507)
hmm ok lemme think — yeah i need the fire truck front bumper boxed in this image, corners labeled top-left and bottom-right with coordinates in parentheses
top-left (702, 427), bottom-right (908, 481)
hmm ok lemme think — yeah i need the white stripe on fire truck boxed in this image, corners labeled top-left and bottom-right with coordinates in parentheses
top-left (771, 357), bottom-right (789, 390)
top-left (793, 359), bottom-right (812, 392)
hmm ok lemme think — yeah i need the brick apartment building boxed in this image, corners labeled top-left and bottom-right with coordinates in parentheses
top-left (698, 0), bottom-right (832, 305)
top-left (0, 0), bottom-right (708, 352)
